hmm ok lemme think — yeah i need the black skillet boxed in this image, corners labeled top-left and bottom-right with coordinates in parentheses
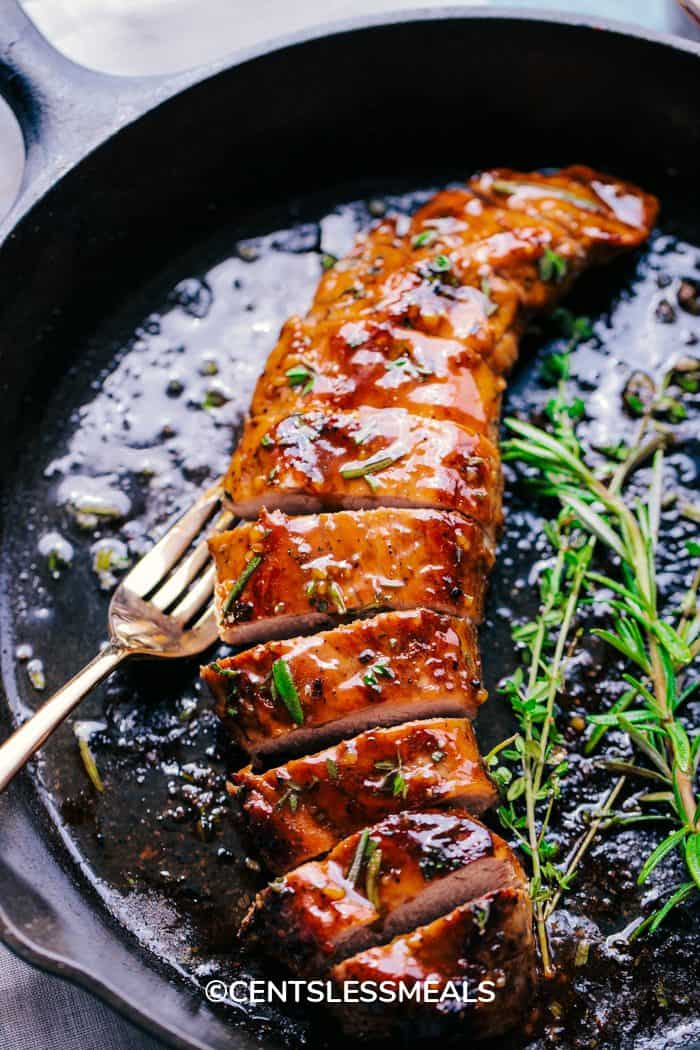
top-left (1, 5), bottom-right (699, 1050)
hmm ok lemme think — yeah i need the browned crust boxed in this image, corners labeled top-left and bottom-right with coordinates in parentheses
top-left (232, 719), bottom-right (498, 873)
top-left (209, 508), bottom-right (495, 644)
top-left (202, 609), bottom-right (486, 761)
top-left (240, 809), bottom-right (523, 976)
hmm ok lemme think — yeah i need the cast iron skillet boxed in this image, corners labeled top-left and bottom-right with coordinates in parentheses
top-left (1, 5), bottom-right (699, 1050)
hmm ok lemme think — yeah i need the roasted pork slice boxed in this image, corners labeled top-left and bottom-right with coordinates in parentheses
top-left (232, 718), bottom-right (497, 873)
top-left (312, 213), bottom-right (410, 312)
top-left (409, 184), bottom-right (587, 307)
top-left (222, 406), bottom-right (501, 528)
top-left (249, 315), bottom-right (503, 433)
top-left (470, 165), bottom-right (659, 257)
top-left (209, 507), bottom-right (493, 647)
top-left (305, 167), bottom-right (656, 373)
top-left (240, 809), bottom-right (524, 975)
top-left (330, 885), bottom-right (535, 1040)
top-left (202, 610), bottom-right (486, 762)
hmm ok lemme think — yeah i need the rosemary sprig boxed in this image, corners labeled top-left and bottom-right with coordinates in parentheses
top-left (497, 352), bottom-right (699, 970)
top-left (271, 658), bottom-right (304, 725)
top-left (223, 554), bottom-right (263, 616)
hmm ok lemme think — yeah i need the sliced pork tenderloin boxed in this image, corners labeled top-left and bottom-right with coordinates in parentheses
top-left (221, 406), bottom-right (501, 529)
top-left (231, 718), bottom-right (497, 874)
top-left (240, 809), bottom-right (524, 975)
top-left (209, 507), bottom-right (493, 647)
top-left (330, 885), bottom-right (535, 1039)
top-left (202, 609), bottom-right (486, 764)
top-left (249, 315), bottom-right (504, 435)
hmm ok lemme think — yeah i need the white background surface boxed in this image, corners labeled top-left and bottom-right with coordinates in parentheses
top-left (18, 0), bottom-right (697, 74)
top-left (0, 2), bottom-right (699, 1049)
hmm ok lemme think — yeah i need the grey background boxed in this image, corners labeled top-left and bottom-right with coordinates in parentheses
top-left (0, 1), bottom-right (698, 1048)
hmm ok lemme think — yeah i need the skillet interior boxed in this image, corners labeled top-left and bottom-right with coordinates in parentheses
top-left (1, 13), bottom-right (700, 1050)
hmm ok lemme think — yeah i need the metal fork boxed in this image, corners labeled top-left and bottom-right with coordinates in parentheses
top-left (0, 482), bottom-right (233, 792)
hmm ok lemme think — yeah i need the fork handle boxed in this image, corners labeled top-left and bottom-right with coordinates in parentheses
top-left (0, 644), bottom-right (126, 792)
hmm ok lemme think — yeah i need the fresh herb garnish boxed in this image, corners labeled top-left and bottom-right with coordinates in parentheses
top-left (540, 351), bottom-right (570, 385)
top-left (539, 246), bottom-right (568, 283)
top-left (374, 748), bottom-right (408, 799)
top-left (347, 828), bottom-right (371, 886)
top-left (286, 365), bottom-right (315, 394)
top-left (222, 554), bottom-right (263, 616)
top-left (472, 900), bottom-right (490, 933)
top-left (363, 661), bottom-right (394, 692)
top-left (551, 308), bottom-right (594, 348)
top-left (202, 388), bottom-right (228, 410)
top-left (274, 778), bottom-right (309, 812)
top-left (340, 442), bottom-right (406, 480)
top-left (326, 758), bottom-right (339, 779)
top-left (492, 353), bottom-right (699, 974)
top-left (271, 658), bottom-right (304, 725)
top-left (430, 253), bottom-right (451, 273)
top-left (625, 391), bottom-right (646, 416)
top-left (210, 661), bottom-right (238, 713)
top-left (412, 229), bottom-right (438, 249)
top-left (210, 661), bottom-right (236, 678)
top-left (328, 581), bottom-right (347, 614)
top-left (365, 846), bottom-right (383, 910)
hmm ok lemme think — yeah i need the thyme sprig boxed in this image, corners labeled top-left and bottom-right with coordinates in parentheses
top-left (495, 339), bottom-right (699, 974)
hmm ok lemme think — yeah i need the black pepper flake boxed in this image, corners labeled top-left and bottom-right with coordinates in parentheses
top-left (655, 299), bottom-right (677, 324)
top-left (678, 278), bottom-right (700, 316)
top-left (230, 600), bottom-right (254, 623)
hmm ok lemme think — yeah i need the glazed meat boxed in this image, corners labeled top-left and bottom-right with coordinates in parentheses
top-left (222, 406), bottom-right (501, 529)
top-left (330, 885), bottom-right (535, 1039)
top-left (203, 165), bottom-right (658, 1041)
top-left (208, 507), bottom-right (493, 646)
top-left (470, 166), bottom-right (659, 256)
top-left (231, 719), bottom-right (497, 873)
top-left (222, 167), bottom-right (655, 526)
top-left (240, 809), bottom-right (524, 975)
top-left (202, 610), bottom-right (486, 763)
top-left (249, 316), bottom-right (504, 434)
top-left (306, 166), bottom-right (657, 373)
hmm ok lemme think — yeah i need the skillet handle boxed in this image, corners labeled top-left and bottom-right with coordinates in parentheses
top-left (0, 645), bottom-right (126, 792)
top-left (0, 0), bottom-right (195, 234)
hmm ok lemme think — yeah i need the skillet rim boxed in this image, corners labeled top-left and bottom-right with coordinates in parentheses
top-left (1, 7), bottom-right (699, 1050)
top-left (1, 2), bottom-right (699, 246)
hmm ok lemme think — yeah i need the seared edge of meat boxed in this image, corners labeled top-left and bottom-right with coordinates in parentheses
top-left (240, 809), bottom-right (524, 975)
top-left (208, 507), bottom-right (494, 647)
top-left (306, 167), bottom-right (656, 374)
top-left (469, 165), bottom-right (659, 254)
top-left (202, 609), bottom-right (486, 763)
top-left (330, 885), bottom-right (536, 1039)
top-left (222, 406), bottom-right (502, 530)
top-left (231, 718), bottom-right (497, 873)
